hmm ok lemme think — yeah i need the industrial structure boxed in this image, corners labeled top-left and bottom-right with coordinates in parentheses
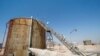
top-left (3, 18), bottom-right (46, 56)
top-left (83, 40), bottom-right (92, 45)
top-left (1, 17), bottom-right (100, 56)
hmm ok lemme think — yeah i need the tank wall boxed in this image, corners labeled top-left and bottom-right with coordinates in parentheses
top-left (4, 19), bottom-right (32, 56)
top-left (31, 20), bottom-right (46, 49)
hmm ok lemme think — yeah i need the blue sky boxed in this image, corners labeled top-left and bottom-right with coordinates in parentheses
top-left (0, 0), bottom-right (100, 43)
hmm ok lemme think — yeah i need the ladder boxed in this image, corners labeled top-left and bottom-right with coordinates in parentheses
top-left (36, 19), bottom-right (86, 56)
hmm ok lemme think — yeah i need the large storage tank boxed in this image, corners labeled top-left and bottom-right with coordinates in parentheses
top-left (3, 18), bottom-right (46, 56)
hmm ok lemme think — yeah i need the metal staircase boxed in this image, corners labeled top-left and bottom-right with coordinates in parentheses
top-left (36, 19), bottom-right (86, 56)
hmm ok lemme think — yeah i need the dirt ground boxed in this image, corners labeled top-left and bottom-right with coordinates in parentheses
top-left (0, 44), bottom-right (100, 56)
